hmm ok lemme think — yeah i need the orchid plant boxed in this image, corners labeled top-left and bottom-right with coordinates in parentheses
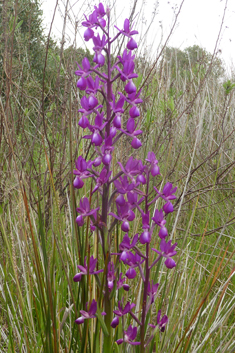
top-left (73, 3), bottom-right (178, 352)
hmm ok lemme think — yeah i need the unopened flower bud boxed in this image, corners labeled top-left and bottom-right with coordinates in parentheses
top-left (111, 316), bottom-right (119, 328)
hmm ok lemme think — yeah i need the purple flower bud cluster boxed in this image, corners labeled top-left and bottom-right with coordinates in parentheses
top-left (72, 3), bottom-right (179, 349)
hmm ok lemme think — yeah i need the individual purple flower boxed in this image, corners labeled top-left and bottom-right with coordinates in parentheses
top-left (158, 226), bottom-right (168, 239)
top-left (149, 310), bottom-right (168, 332)
top-left (94, 3), bottom-right (106, 19)
top-left (110, 94), bottom-right (125, 114)
top-left (116, 325), bottom-right (140, 345)
top-left (111, 316), bottom-right (119, 328)
top-left (83, 112), bottom-right (107, 146)
top-left (113, 298), bottom-right (135, 317)
top-left (115, 19), bottom-right (138, 51)
top-left (75, 57), bottom-right (91, 77)
top-left (84, 27), bottom-right (94, 42)
top-left (78, 115), bottom-right (89, 129)
top-left (113, 114), bottom-right (122, 128)
top-left (119, 233), bottom-right (138, 262)
top-left (147, 280), bottom-right (159, 304)
top-left (126, 191), bottom-right (138, 208)
top-left (152, 209), bottom-right (168, 239)
top-left (152, 209), bottom-right (166, 228)
top-left (140, 212), bottom-right (151, 244)
top-left (123, 252), bottom-right (143, 279)
top-left (118, 156), bottom-right (142, 183)
top-left (125, 80), bottom-right (136, 94)
top-left (75, 299), bottom-right (106, 325)
top-left (146, 152), bottom-right (160, 176)
top-left (86, 75), bottom-right (101, 95)
top-left (78, 95), bottom-right (102, 116)
top-left (101, 136), bottom-right (114, 165)
top-left (93, 34), bottom-right (107, 67)
top-left (129, 105), bottom-right (140, 118)
top-left (75, 197), bottom-right (99, 226)
top-left (139, 230), bottom-right (151, 244)
top-left (116, 272), bottom-right (130, 291)
top-left (120, 118), bottom-right (142, 149)
top-left (114, 175), bottom-right (135, 194)
top-left (107, 261), bottom-right (116, 292)
top-left (109, 201), bottom-right (135, 232)
top-left (152, 239), bottom-right (177, 269)
top-left (117, 49), bottom-right (135, 66)
top-left (73, 156), bottom-right (92, 189)
top-left (82, 8), bottom-right (104, 41)
top-left (92, 167), bottom-right (112, 194)
top-left (154, 182), bottom-right (177, 202)
top-left (163, 201), bottom-right (174, 214)
top-left (116, 49), bottom-right (137, 81)
top-left (77, 76), bottom-right (87, 90)
top-left (127, 37), bottom-right (138, 50)
top-left (125, 89), bottom-right (143, 106)
top-left (73, 256), bottom-right (103, 282)
top-left (125, 267), bottom-right (136, 279)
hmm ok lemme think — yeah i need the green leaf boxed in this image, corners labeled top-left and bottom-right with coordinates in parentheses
top-left (114, 342), bottom-right (120, 353)
top-left (96, 306), bottom-right (109, 337)
top-left (168, 96), bottom-right (175, 111)
top-left (15, 20), bottom-right (23, 31)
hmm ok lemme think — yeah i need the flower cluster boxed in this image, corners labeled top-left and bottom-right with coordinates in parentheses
top-left (72, 3), bottom-right (178, 350)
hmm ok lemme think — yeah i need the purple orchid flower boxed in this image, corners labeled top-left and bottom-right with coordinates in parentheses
top-left (94, 3), bottom-right (106, 19)
top-left (116, 272), bottom-right (130, 291)
top-left (78, 95), bottom-right (102, 117)
top-left (117, 49), bottom-right (135, 66)
top-left (140, 211), bottom-right (152, 244)
top-left (75, 57), bottom-right (91, 77)
top-left (129, 105), bottom-right (140, 118)
top-left (163, 201), bottom-right (174, 214)
top-left (86, 75), bottom-right (102, 95)
top-left (92, 167), bottom-right (112, 194)
top-left (152, 239), bottom-right (177, 269)
top-left (101, 136), bottom-right (114, 165)
top-left (146, 152), bottom-right (160, 176)
top-left (114, 175), bottom-right (135, 194)
top-left (125, 253), bottom-right (144, 279)
top-left (118, 156), bottom-right (142, 183)
top-left (125, 89), bottom-right (143, 105)
top-left (116, 325), bottom-right (140, 345)
top-left (118, 233), bottom-right (138, 262)
top-left (83, 112), bottom-right (107, 146)
top-left (75, 197), bottom-right (99, 226)
top-left (120, 117), bottom-right (142, 149)
top-left (147, 280), bottom-right (159, 304)
top-left (154, 182), bottom-right (177, 202)
top-left (113, 298), bottom-right (135, 318)
top-left (75, 299), bottom-right (106, 324)
top-left (152, 209), bottom-right (168, 239)
top-left (73, 256), bottom-right (103, 282)
top-left (93, 34), bottom-right (107, 66)
top-left (115, 19), bottom-right (138, 50)
top-left (111, 316), bottom-right (119, 328)
top-left (73, 156), bottom-right (93, 189)
top-left (82, 6), bottom-right (106, 41)
top-left (125, 80), bottom-right (137, 94)
top-left (107, 261), bottom-right (116, 292)
top-left (115, 59), bottom-right (138, 82)
top-left (149, 310), bottom-right (168, 332)
top-left (109, 201), bottom-right (135, 232)
top-left (110, 94), bottom-right (125, 114)
top-left (152, 209), bottom-right (166, 227)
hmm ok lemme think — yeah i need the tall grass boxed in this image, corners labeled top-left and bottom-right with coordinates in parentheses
top-left (0, 0), bottom-right (235, 352)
